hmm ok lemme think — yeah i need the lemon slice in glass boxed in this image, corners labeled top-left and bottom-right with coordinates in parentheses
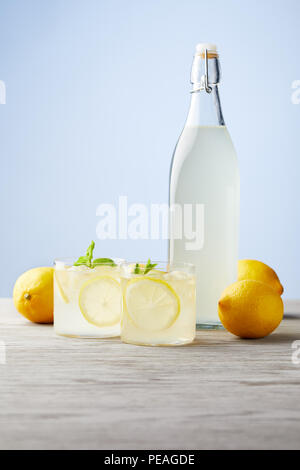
top-left (125, 277), bottom-right (180, 332)
top-left (54, 271), bottom-right (69, 303)
top-left (79, 276), bottom-right (122, 327)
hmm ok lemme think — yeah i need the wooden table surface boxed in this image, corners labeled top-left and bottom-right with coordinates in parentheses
top-left (1, 298), bottom-right (300, 450)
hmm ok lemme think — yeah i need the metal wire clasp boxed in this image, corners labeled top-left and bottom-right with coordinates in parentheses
top-left (191, 48), bottom-right (213, 94)
top-left (204, 49), bottom-right (212, 93)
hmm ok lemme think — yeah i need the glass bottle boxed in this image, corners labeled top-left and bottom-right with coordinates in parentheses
top-left (169, 43), bottom-right (240, 329)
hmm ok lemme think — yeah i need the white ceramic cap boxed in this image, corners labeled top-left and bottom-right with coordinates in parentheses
top-left (196, 43), bottom-right (218, 53)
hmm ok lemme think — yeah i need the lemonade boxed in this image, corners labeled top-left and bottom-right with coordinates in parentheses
top-left (169, 45), bottom-right (240, 329)
top-left (121, 262), bottom-right (196, 346)
top-left (54, 242), bottom-right (123, 338)
top-left (169, 126), bottom-right (239, 327)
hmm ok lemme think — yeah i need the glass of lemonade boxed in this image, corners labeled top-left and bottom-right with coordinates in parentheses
top-left (121, 261), bottom-right (196, 346)
top-left (54, 253), bottom-right (123, 338)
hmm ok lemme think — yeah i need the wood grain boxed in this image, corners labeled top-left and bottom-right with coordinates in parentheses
top-left (0, 298), bottom-right (300, 450)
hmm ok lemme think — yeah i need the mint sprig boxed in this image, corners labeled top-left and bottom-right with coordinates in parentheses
top-left (144, 259), bottom-right (158, 275)
top-left (134, 259), bottom-right (157, 275)
top-left (74, 241), bottom-right (116, 268)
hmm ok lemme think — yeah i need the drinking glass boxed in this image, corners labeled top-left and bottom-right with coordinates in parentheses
top-left (121, 261), bottom-right (196, 346)
top-left (54, 258), bottom-right (123, 338)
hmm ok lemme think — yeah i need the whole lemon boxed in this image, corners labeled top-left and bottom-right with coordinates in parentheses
top-left (13, 267), bottom-right (54, 323)
top-left (238, 259), bottom-right (283, 295)
top-left (218, 279), bottom-right (283, 339)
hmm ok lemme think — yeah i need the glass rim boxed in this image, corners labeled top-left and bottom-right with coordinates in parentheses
top-left (121, 260), bottom-right (195, 271)
top-left (54, 257), bottom-right (125, 267)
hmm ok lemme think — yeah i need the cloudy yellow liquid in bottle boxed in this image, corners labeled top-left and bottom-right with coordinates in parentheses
top-left (169, 44), bottom-right (240, 328)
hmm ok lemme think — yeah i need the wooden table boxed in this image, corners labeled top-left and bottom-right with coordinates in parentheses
top-left (0, 298), bottom-right (300, 450)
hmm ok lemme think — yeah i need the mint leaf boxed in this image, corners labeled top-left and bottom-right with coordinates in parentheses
top-left (93, 258), bottom-right (116, 267)
top-left (144, 259), bottom-right (157, 275)
top-left (86, 240), bottom-right (95, 267)
top-left (74, 256), bottom-right (89, 266)
top-left (134, 263), bottom-right (141, 274)
top-left (74, 241), bottom-right (94, 268)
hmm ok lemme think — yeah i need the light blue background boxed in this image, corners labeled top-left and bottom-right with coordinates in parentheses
top-left (1, 0), bottom-right (299, 298)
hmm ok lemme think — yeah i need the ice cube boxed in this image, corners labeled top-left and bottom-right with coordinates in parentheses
top-left (164, 270), bottom-right (190, 281)
top-left (55, 261), bottom-right (67, 271)
top-left (68, 265), bottom-right (92, 272)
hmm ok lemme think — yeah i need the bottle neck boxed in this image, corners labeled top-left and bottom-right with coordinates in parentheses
top-left (186, 53), bottom-right (225, 127)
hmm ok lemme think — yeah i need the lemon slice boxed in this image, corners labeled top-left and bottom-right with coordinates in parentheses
top-left (54, 271), bottom-right (69, 303)
top-left (124, 277), bottom-right (180, 332)
top-left (79, 276), bottom-right (122, 327)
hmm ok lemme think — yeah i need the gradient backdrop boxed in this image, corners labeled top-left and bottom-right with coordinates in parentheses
top-left (1, 0), bottom-right (299, 298)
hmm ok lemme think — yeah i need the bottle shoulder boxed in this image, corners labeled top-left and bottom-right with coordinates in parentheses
top-left (170, 125), bottom-right (239, 187)
top-left (172, 126), bottom-right (237, 160)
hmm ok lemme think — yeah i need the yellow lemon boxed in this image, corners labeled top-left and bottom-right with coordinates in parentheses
top-left (218, 280), bottom-right (283, 339)
top-left (13, 267), bottom-right (54, 324)
top-left (238, 259), bottom-right (284, 295)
